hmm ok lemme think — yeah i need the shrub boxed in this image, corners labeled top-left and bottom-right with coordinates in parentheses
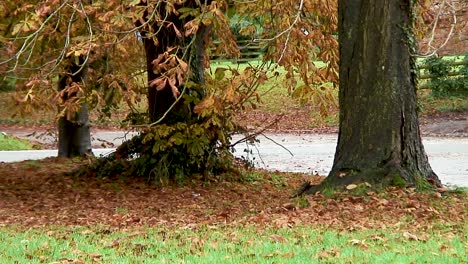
top-left (424, 55), bottom-right (468, 97)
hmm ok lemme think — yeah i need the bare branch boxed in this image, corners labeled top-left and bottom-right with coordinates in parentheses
top-left (417, 0), bottom-right (458, 58)
top-left (1, 1), bottom-right (70, 68)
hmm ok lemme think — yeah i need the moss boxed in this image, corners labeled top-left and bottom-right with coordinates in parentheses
top-left (390, 175), bottom-right (407, 187)
top-left (414, 174), bottom-right (434, 192)
top-left (292, 195), bottom-right (310, 208)
top-left (321, 182), bottom-right (338, 198)
top-left (347, 183), bottom-right (370, 196)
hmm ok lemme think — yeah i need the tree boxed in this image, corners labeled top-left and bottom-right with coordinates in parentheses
top-left (136, 0), bottom-right (212, 124)
top-left (300, 0), bottom-right (441, 194)
top-left (0, 1), bottom-right (144, 157)
top-left (2, 0), bottom-right (341, 180)
top-left (57, 57), bottom-right (92, 157)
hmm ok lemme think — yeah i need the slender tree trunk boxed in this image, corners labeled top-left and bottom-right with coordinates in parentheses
top-left (305, 0), bottom-right (440, 192)
top-left (57, 59), bottom-right (92, 158)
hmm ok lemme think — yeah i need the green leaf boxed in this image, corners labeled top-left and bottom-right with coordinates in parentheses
top-left (214, 68), bottom-right (226, 81)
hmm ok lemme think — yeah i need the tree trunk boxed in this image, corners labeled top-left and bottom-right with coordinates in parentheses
top-left (143, 25), bottom-right (180, 123)
top-left (306, 0), bottom-right (441, 192)
top-left (57, 59), bottom-right (92, 158)
top-left (139, 1), bottom-right (209, 124)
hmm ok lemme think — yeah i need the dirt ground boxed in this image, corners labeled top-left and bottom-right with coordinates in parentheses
top-left (419, 111), bottom-right (468, 137)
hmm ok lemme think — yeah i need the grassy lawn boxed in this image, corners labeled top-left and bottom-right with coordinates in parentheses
top-left (0, 132), bottom-right (38, 150)
top-left (1, 223), bottom-right (465, 263)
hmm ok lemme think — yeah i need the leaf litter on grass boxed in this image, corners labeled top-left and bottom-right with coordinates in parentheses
top-left (0, 158), bottom-right (466, 234)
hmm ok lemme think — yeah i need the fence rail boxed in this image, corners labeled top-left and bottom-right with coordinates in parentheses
top-left (210, 43), bottom-right (466, 82)
top-left (210, 40), bottom-right (266, 63)
top-left (418, 59), bottom-right (467, 80)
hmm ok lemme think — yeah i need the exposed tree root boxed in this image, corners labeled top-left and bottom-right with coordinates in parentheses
top-left (293, 165), bottom-right (442, 197)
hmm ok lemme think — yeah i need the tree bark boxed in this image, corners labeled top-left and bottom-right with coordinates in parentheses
top-left (139, 1), bottom-right (209, 124)
top-left (305, 0), bottom-right (440, 192)
top-left (57, 59), bottom-right (92, 158)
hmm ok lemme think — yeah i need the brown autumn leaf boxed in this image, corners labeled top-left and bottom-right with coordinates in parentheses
top-left (168, 78), bottom-right (180, 99)
top-left (107, 239), bottom-right (120, 248)
top-left (317, 249), bottom-right (331, 260)
top-left (369, 235), bottom-right (385, 242)
top-left (269, 234), bottom-right (287, 243)
top-left (89, 253), bottom-right (102, 260)
top-left (281, 251), bottom-right (295, 258)
top-left (194, 96), bottom-right (214, 114)
top-left (264, 250), bottom-right (281, 258)
top-left (150, 78), bottom-right (167, 91)
top-left (403, 231), bottom-right (419, 241)
top-left (349, 239), bottom-right (369, 249)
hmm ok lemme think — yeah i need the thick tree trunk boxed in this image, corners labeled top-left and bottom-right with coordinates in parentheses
top-left (139, 1), bottom-right (209, 124)
top-left (306, 0), bottom-right (440, 192)
top-left (57, 59), bottom-right (92, 158)
top-left (143, 27), bottom-right (180, 123)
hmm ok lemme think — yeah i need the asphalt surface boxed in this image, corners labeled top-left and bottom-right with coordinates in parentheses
top-left (1, 131), bottom-right (467, 187)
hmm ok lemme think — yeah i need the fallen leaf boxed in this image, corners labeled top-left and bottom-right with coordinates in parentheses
top-left (107, 239), bottom-right (120, 248)
top-left (281, 251), bottom-right (295, 258)
top-left (317, 250), bottom-right (330, 259)
top-left (349, 239), bottom-right (368, 249)
top-left (269, 234), bottom-right (287, 243)
top-left (437, 187), bottom-right (448, 193)
top-left (403, 231), bottom-right (419, 241)
top-left (346, 184), bottom-right (358, 190)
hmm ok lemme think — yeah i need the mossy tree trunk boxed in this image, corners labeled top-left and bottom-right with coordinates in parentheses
top-left (305, 0), bottom-right (441, 193)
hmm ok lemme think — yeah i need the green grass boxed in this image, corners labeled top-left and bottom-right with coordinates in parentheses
top-left (0, 224), bottom-right (465, 263)
top-left (0, 133), bottom-right (36, 150)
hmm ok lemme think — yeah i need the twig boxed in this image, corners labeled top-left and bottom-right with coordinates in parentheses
top-left (417, 0), bottom-right (458, 58)
top-left (253, 0), bottom-right (304, 63)
top-left (230, 114), bottom-right (285, 147)
top-left (260, 133), bottom-right (294, 157)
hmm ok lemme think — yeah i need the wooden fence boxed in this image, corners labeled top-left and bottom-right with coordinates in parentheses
top-left (210, 43), bottom-right (467, 82)
top-left (418, 60), bottom-right (467, 80)
top-left (210, 40), bottom-right (266, 63)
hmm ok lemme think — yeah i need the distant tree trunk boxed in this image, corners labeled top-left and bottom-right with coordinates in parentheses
top-left (57, 58), bottom-right (92, 158)
top-left (303, 0), bottom-right (441, 193)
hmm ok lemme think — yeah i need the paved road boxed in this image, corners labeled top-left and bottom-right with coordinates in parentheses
top-left (236, 134), bottom-right (468, 187)
top-left (1, 131), bottom-right (467, 187)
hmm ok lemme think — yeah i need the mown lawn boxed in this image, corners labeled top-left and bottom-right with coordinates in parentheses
top-left (1, 223), bottom-right (466, 263)
top-left (0, 132), bottom-right (38, 150)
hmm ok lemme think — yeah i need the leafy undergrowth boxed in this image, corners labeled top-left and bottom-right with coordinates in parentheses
top-left (0, 159), bottom-right (466, 263)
